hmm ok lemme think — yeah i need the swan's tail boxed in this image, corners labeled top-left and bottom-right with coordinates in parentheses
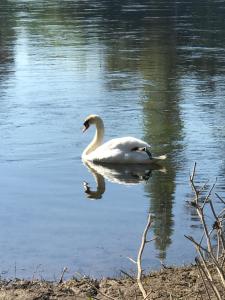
top-left (151, 154), bottom-right (167, 163)
top-left (153, 154), bottom-right (167, 160)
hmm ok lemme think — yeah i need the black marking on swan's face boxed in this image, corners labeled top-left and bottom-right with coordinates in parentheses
top-left (83, 119), bottom-right (90, 132)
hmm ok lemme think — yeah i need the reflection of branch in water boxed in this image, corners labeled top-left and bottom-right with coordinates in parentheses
top-left (128, 213), bottom-right (154, 299)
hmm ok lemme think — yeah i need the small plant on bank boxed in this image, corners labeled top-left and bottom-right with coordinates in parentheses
top-left (185, 163), bottom-right (225, 300)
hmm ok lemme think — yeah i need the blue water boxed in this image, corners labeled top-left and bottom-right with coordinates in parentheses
top-left (0, 0), bottom-right (225, 279)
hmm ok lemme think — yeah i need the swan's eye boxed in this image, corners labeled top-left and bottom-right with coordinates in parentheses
top-left (84, 120), bottom-right (89, 127)
top-left (83, 120), bottom-right (90, 132)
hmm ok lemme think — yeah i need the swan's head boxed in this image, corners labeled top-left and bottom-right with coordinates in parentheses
top-left (82, 114), bottom-right (103, 133)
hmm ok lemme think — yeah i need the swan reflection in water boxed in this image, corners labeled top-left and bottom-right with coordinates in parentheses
top-left (82, 160), bottom-right (166, 200)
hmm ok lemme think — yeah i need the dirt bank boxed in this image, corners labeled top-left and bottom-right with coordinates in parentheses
top-left (0, 263), bottom-right (223, 299)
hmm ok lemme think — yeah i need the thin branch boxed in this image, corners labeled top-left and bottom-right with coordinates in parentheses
top-left (58, 267), bottom-right (68, 284)
top-left (195, 258), bottom-right (212, 300)
top-left (197, 248), bottom-right (213, 281)
top-left (195, 258), bottom-right (222, 300)
top-left (184, 235), bottom-right (210, 254)
top-left (136, 213), bottom-right (154, 299)
top-left (202, 182), bottom-right (216, 209)
top-left (190, 162), bottom-right (197, 182)
top-left (74, 272), bottom-right (116, 300)
top-left (215, 193), bottom-right (225, 205)
top-left (127, 257), bottom-right (137, 264)
top-left (120, 270), bottom-right (135, 283)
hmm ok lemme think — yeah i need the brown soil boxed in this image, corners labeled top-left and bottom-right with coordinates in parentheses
top-left (0, 264), bottom-right (223, 299)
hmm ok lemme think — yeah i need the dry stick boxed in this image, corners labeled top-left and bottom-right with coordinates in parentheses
top-left (136, 213), bottom-right (153, 299)
top-left (85, 282), bottom-right (117, 300)
top-left (189, 173), bottom-right (214, 254)
top-left (75, 272), bottom-right (117, 300)
top-left (209, 199), bottom-right (224, 261)
top-left (143, 290), bottom-right (153, 300)
top-left (218, 208), bottom-right (225, 220)
top-left (199, 179), bottom-right (210, 195)
top-left (189, 164), bottom-right (225, 294)
top-left (58, 267), bottom-right (68, 284)
top-left (216, 231), bottom-right (221, 261)
top-left (221, 254), bottom-right (225, 269)
top-left (195, 258), bottom-right (212, 300)
top-left (215, 195), bottom-right (225, 256)
top-left (134, 289), bottom-right (138, 300)
top-left (209, 199), bottom-right (225, 251)
top-left (185, 235), bottom-right (214, 282)
top-left (198, 291), bottom-right (204, 300)
top-left (127, 256), bottom-right (137, 264)
top-left (191, 184), bottom-right (225, 288)
top-left (190, 162), bottom-right (197, 183)
top-left (208, 199), bottom-right (219, 221)
top-left (215, 193), bottom-right (225, 205)
top-left (118, 288), bottom-right (125, 300)
top-left (184, 235), bottom-right (210, 254)
top-left (120, 269), bottom-right (136, 283)
top-left (178, 290), bottom-right (198, 300)
top-left (190, 173), bottom-right (224, 277)
top-left (202, 182), bottom-right (216, 209)
top-left (198, 248), bottom-right (214, 282)
top-left (195, 258), bottom-right (222, 300)
top-left (203, 202), bottom-right (225, 287)
top-left (218, 215), bottom-right (225, 257)
top-left (190, 163), bottom-right (211, 202)
top-left (87, 282), bottom-right (116, 300)
top-left (190, 162), bottom-right (199, 203)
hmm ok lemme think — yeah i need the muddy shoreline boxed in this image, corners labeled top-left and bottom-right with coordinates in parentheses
top-left (0, 263), bottom-right (223, 299)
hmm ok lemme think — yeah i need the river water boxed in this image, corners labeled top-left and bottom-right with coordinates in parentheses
top-left (0, 0), bottom-right (225, 279)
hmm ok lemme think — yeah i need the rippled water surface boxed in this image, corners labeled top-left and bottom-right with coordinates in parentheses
top-left (0, 0), bottom-right (225, 279)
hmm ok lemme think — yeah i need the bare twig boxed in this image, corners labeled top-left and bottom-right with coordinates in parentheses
top-left (74, 272), bottom-right (116, 300)
top-left (184, 235), bottom-right (210, 254)
top-left (58, 267), bottom-right (68, 284)
top-left (127, 257), bottom-right (137, 264)
top-left (215, 193), bottom-right (225, 205)
top-left (136, 213), bottom-right (153, 299)
top-left (120, 270), bottom-right (135, 282)
top-left (190, 162), bottom-right (197, 183)
top-left (195, 258), bottom-right (212, 300)
top-left (186, 163), bottom-right (225, 298)
top-left (195, 258), bottom-right (222, 300)
top-left (127, 213), bottom-right (154, 299)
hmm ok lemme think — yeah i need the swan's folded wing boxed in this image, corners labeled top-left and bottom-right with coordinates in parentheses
top-left (89, 149), bottom-right (150, 164)
top-left (90, 149), bottom-right (125, 163)
top-left (86, 137), bottom-right (151, 163)
top-left (99, 137), bottom-right (150, 151)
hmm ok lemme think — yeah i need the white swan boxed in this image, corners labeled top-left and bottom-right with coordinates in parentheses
top-left (82, 114), bottom-right (166, 164)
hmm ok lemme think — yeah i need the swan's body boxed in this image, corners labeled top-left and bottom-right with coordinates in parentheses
top-left (82, 114), bottom-right (166, 164)
top-left (83, 136), bottom-right (152, 163)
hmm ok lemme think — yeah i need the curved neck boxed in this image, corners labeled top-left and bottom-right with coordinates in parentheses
top-left (82, 118), bottom-right (104, 157)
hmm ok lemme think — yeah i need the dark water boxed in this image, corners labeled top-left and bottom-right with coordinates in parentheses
top-left (0, 0), bottom-right (225, 279)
